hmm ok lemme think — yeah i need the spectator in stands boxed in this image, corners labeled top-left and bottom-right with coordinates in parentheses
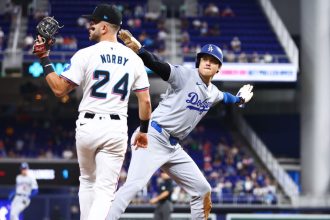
top-left (33, 9), bottom-right (48, 21)
top-left (225, 50), bottom-right (236, 62)
top-left (134, 4), bottom-right (144, 18)
top-left (192, 19), bottom-right (201, 30)
top-left (200, 21), bottom-right (208, 36)
top-left (263, 52), bottom-right (273, 63)
top-left (238, 52), bottom-right (248, 63)
top-left (171, 185), bottom-right (190, 204)
top-left (144, 11), bottom-right (160, 22)
top-left (138, 31), bottom-right (154, 47)
top-left (68, 36), bottom-right (78, 50)
top-left (251, 51), bottom-right (260, 63)
top-left (157, 29), bottom-right (168, 42)
top-left (204, 3), bottom-right (219, 17)
top-left (127, 18), bottom-right (142, 29)
top-left (62, 147), bottom-right (74, 159)
top-left (77, 17), bottom-right (89, 29)
top-left (24, 33), bottom-right (34, 51)
top-left (221, 5), bottom-right (235, 17)
top-left (181, 31), bottom-right (190, 45)
top-left (263, 176), bottom-right (277, 204)
top-left (243, 176), bottom-right (254, 193)
top-left (231, 36), bottom-right (241, 52)
top-left (54, 35), bottom-right (64, 50)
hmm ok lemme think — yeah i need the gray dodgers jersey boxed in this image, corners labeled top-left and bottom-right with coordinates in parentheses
top-left (15, 174), bottom-right (38, 196)
top-left (151, 64), bottom-right (224, 140)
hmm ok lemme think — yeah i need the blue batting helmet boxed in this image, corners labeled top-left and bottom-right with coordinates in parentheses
top-left (20, 162), bottom-right (29, 169)
top-left (195, 44), bottom-right (223, 68)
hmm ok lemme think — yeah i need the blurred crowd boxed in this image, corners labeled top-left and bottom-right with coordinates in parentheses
top-left (180, 3), bottom-right (277, 63)
top-left (0, 115), bottom-right (278, 204)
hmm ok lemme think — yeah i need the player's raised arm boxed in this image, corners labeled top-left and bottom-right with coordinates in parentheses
top-left (119, 29), bottom-right (171, 81)
top-left (32, 18), bottom-right (76, 97)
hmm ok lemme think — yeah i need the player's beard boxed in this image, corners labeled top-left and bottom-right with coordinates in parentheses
top-left (89, 27), bottom-right (101, 42)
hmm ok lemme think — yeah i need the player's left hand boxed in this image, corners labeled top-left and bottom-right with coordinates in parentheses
top-left (236, 84), bottom-right (254, 105)
top-left (32, 35), bottom-right (53, 58)
top-left (118, 29), bottom-right (142, 53)
top-left (133, 131), bottom-right (148, 150)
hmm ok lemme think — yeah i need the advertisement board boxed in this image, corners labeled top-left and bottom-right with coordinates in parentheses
top-left (184, 62), bottom-right (298, 82)
top-left (0, 162), bottom-right (79, 187)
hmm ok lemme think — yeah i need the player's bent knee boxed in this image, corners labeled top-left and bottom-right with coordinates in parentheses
top-left (199, 182), bottom-right (212, 196)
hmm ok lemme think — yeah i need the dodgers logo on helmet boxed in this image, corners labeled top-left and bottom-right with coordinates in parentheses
top-left (195, 44), bottom-right (223, 68)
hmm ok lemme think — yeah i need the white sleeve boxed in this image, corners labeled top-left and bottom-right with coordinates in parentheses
top-left (167, 64), bottom-right (192, 91)
top-left (60, 50), bottom-right (86, 86)
top-left (31, 176), bottom-right (38, 190)
top-left (132, 58), bottom-right (150, 91)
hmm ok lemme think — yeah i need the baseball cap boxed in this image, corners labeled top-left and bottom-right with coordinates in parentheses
top-left (81, 4), bottom-right (122, 26)
top-left (20, 162), bottom-right (29, 169)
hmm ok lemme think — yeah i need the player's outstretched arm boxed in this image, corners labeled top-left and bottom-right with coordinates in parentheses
top-left (134, 89), bottom-right (151, 149)
top-left (222, 84), bottom-right (253, 107)
top-left (119, 29), bottom-right (171, 81)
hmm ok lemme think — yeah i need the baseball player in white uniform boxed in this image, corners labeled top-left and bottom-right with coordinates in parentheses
top-left (106, 31), bottom-right (253, 220)
top-left (32, 4), bottom-right (151, 220)
top-left (10, 163), bottom-right (38, 220)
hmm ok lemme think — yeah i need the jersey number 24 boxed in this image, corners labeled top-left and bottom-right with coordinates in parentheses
top-left (91, 70), bottom-right (128, 100)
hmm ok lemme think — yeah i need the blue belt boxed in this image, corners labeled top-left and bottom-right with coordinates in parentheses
top-left (151, 121), bottom-right (179, 146)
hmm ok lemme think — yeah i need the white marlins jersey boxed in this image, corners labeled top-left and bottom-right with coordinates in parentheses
top-left (60, 41), bottom-right (149, 117)
top-left (15, 173), bottom-right (38, 196)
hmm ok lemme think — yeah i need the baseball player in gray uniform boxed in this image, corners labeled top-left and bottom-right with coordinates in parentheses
top-left (10, 163), bottom-right (38, 220)
top-left (106, 31), bottom-right (253, 220)
top-left (32, 5), bottom-right (151, 220)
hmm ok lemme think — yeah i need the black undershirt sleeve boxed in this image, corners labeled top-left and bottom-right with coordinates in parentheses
top-left (137, 48), bottom-right (171, 81)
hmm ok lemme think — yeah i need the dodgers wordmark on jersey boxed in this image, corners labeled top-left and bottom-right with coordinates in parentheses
top-left (60, 41), bottom-right (149, 116)
top-left (152, 64), bottom-right (224, 140)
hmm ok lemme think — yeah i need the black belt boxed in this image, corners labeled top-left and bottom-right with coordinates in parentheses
top-left (16, 193), bottom-right (28, 197)
top-left (84, 112), bottom-right (120, 120)
top-left (151, 121), bottom-right (179, 146)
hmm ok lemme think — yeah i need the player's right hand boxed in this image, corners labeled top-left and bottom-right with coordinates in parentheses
top-left (133, 131), bottom-right (148, 150)
top-left (118, 29), bottom-right (142, 53)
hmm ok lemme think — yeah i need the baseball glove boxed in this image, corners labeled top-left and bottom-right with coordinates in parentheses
top-left (118, 29), bottom-right (142, 53)
top-left (33, 17), bottom-right (63, 55)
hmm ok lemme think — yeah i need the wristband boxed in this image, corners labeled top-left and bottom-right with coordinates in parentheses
top-left (137, 47), bottom-right (146, 55)
top-left (40, 56), bottom-right (55, 76)
top-left (139, 119), bottom-right (149, 133)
